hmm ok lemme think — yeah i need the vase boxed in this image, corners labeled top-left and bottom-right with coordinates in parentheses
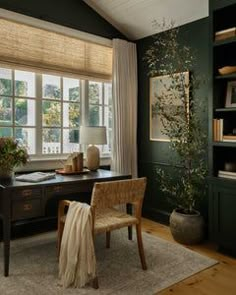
top-left (0, 168), bottom-right (14, 184)
top-left (169, 208), bottom-right (205, 245)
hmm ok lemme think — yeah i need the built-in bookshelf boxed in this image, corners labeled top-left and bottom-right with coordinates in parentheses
top-left (211, 0), bottom-right (236, 177)
top-left (209, 0), bottom-right (236, 256)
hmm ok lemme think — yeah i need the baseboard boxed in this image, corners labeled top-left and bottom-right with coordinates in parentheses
top-left (142, 206), bottom-right (170, 225)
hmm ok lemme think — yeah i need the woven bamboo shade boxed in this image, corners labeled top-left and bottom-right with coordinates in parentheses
top-left (0, 18), bottom-right (112, 80)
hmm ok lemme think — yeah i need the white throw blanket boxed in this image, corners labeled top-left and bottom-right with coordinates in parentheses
top-left (59, 201), bottom-right (96, 288)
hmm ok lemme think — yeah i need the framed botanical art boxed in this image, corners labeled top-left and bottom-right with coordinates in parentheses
top-left (149, 71), bottom-right (189, 141)
top-left (225, 81), bottom-right (236, 107)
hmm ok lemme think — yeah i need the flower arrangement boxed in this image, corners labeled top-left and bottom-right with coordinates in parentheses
top-left (0, 137), bottom-right (28, 178)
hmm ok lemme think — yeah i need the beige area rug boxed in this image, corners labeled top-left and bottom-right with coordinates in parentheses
top-left (0, 229), bottom-right (217, 295)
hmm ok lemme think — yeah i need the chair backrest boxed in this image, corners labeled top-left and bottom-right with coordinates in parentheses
top-left (90, 177), bottom-right (147, 210)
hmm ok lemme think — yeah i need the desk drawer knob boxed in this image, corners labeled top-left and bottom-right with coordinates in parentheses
top-left (23, 204), bottom-right (32, 211)
top-left (54, 186), bottom-right (62, 192)
top-left (22, 190), bottom-right (32, 197)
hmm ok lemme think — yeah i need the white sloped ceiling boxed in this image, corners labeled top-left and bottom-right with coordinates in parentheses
top-left (83, 0), bottom-right (208, 40)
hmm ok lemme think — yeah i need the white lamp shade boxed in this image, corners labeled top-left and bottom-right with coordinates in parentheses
top-left (80, 126), bottom-right (107, 145)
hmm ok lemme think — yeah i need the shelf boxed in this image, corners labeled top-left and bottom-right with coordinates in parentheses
top-left (213, 36), bottom-right (236, 47)
top-left (215, 107), bottom-right (236, 112)
top-left (213, 0), bottom-right (236, 11)
top-left (215, 73), bottom-right (236, 79)
top-left (208, 175), bottom-right (236, 185)
top-left (213, 141), bottom-right (236, 147)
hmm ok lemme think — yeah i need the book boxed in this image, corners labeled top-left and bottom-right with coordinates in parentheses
top-left (15, 172), bottom-right (56, 183)
top-left (218, 170), bottom-right (236, 180)
top-left (218, 170), bottom-right (236, 176)
top-left (213, 118), bottom-right (224, 141)
top-left (215, 27), bottom-right (236, 41)
top-left (223, 135), bottom-right (236, 142)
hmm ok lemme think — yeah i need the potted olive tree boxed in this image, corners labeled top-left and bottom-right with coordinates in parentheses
top-left (145, 23), bottom-right (207, 244)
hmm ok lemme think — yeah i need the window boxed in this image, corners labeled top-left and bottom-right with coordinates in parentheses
top-left (0, 67), bottom-right (112, 157)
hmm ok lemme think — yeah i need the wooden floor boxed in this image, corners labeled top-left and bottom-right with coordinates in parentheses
top-left (142, 218), bottom-right (236, 295)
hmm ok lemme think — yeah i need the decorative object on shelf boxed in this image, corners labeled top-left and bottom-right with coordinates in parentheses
top-left (215, 27), bottom-right (236, 41)
top-left (225, 81), bottom-right (236, 107)
top-left (80, 126), bottom-right (107, 171)
top-left (150, 72), bottom-right (189, 141)
top-left (218, 65), bottom-right (236, 75)
top-left (224, 162), bottom-right (236, 172)
top-left (0, 137), bottom-right (28, 181)
top-left (144, 22), bottom-right (207, 244)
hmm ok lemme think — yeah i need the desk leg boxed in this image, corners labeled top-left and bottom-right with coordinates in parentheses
top-left (127, 204), bottom-right (132, 240)
top-left (2, 192), bottom-right (11, 277)
top-left (3, 216), bottom-right (10, 276)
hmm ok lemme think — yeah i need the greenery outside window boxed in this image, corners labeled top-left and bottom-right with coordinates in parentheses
top-left (0, 66), bottom-right (112, 158)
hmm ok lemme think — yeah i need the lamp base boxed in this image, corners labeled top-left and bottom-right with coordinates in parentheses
top-left (86, 145), bottom-right (100, 171)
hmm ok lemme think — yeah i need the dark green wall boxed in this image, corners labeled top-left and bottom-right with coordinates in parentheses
top-left (136, 17), bottom-right (210, 223)
top-left (0, 0), bottom-right (124, 39)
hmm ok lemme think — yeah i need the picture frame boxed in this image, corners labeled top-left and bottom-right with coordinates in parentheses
top-left (149, 72), bottom-right (189, 141)
top-left (225, 81), bottom-right (236, 107)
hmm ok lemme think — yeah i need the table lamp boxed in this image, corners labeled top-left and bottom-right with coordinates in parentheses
top-left (79, 126), bottom-right (107, 171)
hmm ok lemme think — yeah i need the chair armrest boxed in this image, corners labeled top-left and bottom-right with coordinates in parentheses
top-left (58, 200), bottom-right (71, 221)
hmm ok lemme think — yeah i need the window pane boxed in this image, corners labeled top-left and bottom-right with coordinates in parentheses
top-left (42, 128), bottom-right (61, 154)
top-left (15, 128), bottom-right (36, 154)
top-left (0, 127), bottom-right (12, 137)
top-left (63, 78), bottom-right (80, 101)
top-left (89, 105), bottom-right (103, 126)
top-left (0, 97), bottom-right (12, 125)
top-left (63, 102), bottom-right (80, 127)
top-left (89, 81), bottom-right (102, 104)
top-left (63, 129), bottom-right (80, 153)
top-left (104, 106), bottom-right (112, 129)
top-left (0, 68), bottom-right (12, 96)
top-left (15, 70), bottom-right (35, 97)
top-left (43, 74), bottom-right (61, 100)
top-left (15, 98), bottom-right (35, 126)
top-left (42, 101), bottom-right (61, 127)
top-left (104, 82), bottom-right (112, 105)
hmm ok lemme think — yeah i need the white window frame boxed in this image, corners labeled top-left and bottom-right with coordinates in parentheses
top-left (0, 66), bottom-right (112, 161)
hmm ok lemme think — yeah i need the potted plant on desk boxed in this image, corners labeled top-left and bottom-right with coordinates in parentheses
top-left (0, 137), bottom-right (28, 181)
top-left (144, 23), bottom-right (207, 244)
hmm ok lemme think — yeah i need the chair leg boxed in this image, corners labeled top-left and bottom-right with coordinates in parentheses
top-left (92, 276), bottom-right (99, 289)
top-left (57, 222), bottom-right (64, 257)
top-left (136, 224), bottom-right (147, 270)
top-left (106, 231), bottom-right (111, 248)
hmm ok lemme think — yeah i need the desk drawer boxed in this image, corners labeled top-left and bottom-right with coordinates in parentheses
top-left (45, 182), bottom-right (92, 195)
top-left (12, 188), bottom-right (42, 200)
top-left (11, 198), bottom-right (43, 221)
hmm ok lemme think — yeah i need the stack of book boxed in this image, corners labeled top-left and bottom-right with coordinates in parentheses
top-left (218, 170), bottom-right (236, 180)
top-left (215, 27), bottom-right (236, 41)
top-left (222, 135), bottom-right (236, 142)
top-left (213, 118), bottom-right (223, 141)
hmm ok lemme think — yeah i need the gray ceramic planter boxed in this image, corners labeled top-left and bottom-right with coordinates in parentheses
top-left (169, 208), bottom-right (204, 245)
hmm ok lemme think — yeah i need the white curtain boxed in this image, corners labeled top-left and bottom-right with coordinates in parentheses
top-left (111, 39), bottom-right (138, 177)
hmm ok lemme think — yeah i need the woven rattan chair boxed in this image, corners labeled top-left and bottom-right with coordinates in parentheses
top-left (57, 177), bottom-right (147, 288)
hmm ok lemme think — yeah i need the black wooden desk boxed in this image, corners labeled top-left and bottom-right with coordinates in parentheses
top-left (0, 169), bottom-right (131, 276)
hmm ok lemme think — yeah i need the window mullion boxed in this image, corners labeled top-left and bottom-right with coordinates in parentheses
top-left (36, 73), bottom-right (42, 156)
top-left (12, 70), bottom-right (15, 136)
top-left (61, 77), bottom-right (63, 155)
